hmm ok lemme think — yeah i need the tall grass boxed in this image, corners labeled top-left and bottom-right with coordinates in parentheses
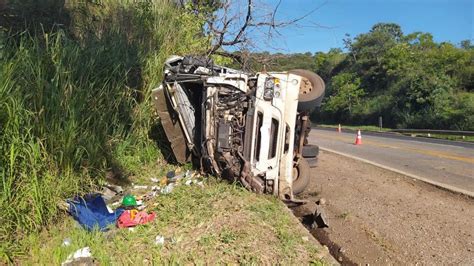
top-left (0, 1), bottom-right (208, 261)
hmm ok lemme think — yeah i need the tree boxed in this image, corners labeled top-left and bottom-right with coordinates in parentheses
top-left (323, 73), bottom-right (365, 119)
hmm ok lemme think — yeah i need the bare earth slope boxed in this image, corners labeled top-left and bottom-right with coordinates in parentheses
top-left (302, 151), bottom-right (474, 265)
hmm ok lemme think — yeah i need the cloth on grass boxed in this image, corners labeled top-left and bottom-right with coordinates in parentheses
top-left (68, 194), bottom-right (124, 231)
top-left (117, 210), bottom-right (156, 228)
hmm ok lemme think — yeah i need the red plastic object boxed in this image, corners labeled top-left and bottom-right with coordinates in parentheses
top-left (117, 210), bottom-right (156, 228)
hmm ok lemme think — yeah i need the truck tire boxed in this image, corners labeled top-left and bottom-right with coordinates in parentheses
top-left (289, 69), bottom-right (325, 112)
top-left (302, 144), bottom-right (319, 158)
top-left (293, 158), bottom-right (311, 195)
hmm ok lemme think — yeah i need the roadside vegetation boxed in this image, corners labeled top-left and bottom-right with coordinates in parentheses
top-left (248, 23), bottom-right (474, 131)
top-left (23, 176), bottom-right (324, 264)
top-left (0, 1), bottom-right (208, 260)
top-left (318, 124), bottom-right (474, 142)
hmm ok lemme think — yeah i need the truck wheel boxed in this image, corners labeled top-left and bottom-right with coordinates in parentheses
top-left (293, 158), bottom-right (311, 195)
top-left (289, 69), bottom-right (325, 112)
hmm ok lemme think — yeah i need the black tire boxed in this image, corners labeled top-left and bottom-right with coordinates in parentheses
top-left (293, 158), bottom-right (311, 195)
top-left (306, 157), bottom-right (318, 168)
top-left (289, 69), bottom-right (326, 112)
top-left (302, 144), bottom-right (319, 158)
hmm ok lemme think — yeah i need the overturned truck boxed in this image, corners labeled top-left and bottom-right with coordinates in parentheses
top-left (152, 56), bottom-right (325, 200)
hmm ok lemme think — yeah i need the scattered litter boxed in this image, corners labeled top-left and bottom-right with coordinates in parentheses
top-left (166, 171), bottom-right (175, 179)
top-left (158, 178), bottom-right (166, 187)
top-left (161, 183), bottom-right (175, 194)
top-left (302, 236), bottom-right (309, 242)
top-left (101, 187), bottom-right (118, 201)
top-left (197, 181), bottom-right (204, 187)
top-left (67, 194), bottom-right (124, 231)
top-left (129, 228), bottom-right (135, 232)
top-left (154, 235), bottom-right (177, 245)
top-left (105, 184), bottom-right (123, 194)
top-left (122, 194), bottom-right (138, 208)
top-left (150, 177), bottom-right (159, 183)
top-left (61, 247), bottom-right (93, 266)
top-left (133, 185), bottom-right (148, 190)
top-left (155, 235), bottom-right (165, 245)
top-left (117, 210), bottom-right (156, 228)
top-left (136, 200), bottom-right (143, 206)
top-left (137, 204), bottom-right (147, 211)
top-left (62, 238), bottom-right (72, 247)
top-left (185, 179), bottom-right (192, 186)
top-left (168, 174), bottom-right (183, 183)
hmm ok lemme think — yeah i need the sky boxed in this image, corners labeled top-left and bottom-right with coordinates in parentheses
top-left (252, 0), bottom-right (473, 53)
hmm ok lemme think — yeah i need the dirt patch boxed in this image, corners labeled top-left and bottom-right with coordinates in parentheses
top-left (302, 151), bottom-right (474, 265)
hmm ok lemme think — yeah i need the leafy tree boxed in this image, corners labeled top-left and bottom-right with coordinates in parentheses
top-left (323, 73), bottom-right (365, 119)
top-left (224, 23), bottom-right (473, 130)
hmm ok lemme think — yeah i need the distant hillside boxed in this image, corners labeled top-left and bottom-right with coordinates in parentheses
top-left (246, 23), bottom-right (474, 130)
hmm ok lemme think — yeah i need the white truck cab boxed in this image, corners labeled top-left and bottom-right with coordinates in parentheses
top-left (152, 56), bottom-right (325, 200)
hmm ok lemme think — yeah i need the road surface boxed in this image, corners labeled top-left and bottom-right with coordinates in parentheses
top-left (301, 151), bottom-right (474, 265)
top-left (308, 128), bottom-right (474, 196)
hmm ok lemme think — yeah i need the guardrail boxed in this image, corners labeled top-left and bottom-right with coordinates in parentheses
top-left (389, 129), bottom-right (474, 136)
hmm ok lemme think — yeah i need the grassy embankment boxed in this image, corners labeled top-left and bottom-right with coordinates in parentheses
top-left (22, 171), bottom-right (326, 264)
top-left (318, 124), bottom-right (474, 142)
top-left (0, 1), bottom-right (205, 260)
top-left (0, 2), bottom-right (326, 263)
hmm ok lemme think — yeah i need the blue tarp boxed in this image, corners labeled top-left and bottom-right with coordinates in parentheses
top-left (68, 194), bottom-right (124, 231)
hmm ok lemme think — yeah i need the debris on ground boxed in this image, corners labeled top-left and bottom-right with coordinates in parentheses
top-left (161, 183), bottom-right (175, 194)
top-left (155, 235), bottom-right (165, 245)
top-left (105, 184), bottom-right (123, 194)
top-left (61, 247), bottom-right (94, 266)
top-left (154, 235), bottom-right (177, 246)
top-left (62, 238), bottom-right (72, 247)
top-left (117, 210), bottom-right (156, 228)
top-left (67, 194), bottom-right (124, 231)
top-left (101, 187), bottom-right (118, 201)
top-left (66, 169), bottom-right (205, 232)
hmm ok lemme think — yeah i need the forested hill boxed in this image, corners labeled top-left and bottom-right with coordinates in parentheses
top-left (251, 23), bottom-right (474, 130)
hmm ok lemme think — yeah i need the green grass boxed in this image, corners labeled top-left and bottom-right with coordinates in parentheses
top-left (0, 1), bottom-right (209, 261)
top-left (411, 133), bottom-right (474, 143)
top-left (318, 124), bottom-right (474, 142)
top-left (20, 174), bottom-right (325, 265)
top-left (318, 124), bottom-right (390, 132)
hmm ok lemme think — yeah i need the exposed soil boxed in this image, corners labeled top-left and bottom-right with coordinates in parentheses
top-left (301, 151), bottom-right (474, 265)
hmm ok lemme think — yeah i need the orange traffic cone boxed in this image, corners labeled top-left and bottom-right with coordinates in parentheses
top-left (354, 130), bottom-right (362, 145)
top-left (337, 124), bottom-right (342, 133)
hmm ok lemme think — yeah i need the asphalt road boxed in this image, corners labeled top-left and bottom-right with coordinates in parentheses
top-left (308, 128), bottom-right (474, 196)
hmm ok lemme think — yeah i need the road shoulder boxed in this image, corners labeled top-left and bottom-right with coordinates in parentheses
top-left (302, 151), bottom-right (474, 265)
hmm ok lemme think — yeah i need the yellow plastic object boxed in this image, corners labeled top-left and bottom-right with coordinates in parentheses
top-left (130, 209), bottom-right (138, 220)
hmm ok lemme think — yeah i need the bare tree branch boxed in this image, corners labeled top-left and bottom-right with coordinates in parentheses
top-left (196, 0), bottom-right (328, 67)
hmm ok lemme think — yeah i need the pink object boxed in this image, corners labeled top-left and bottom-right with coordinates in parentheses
top-left (117, 210), bottom-right (156, 228)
